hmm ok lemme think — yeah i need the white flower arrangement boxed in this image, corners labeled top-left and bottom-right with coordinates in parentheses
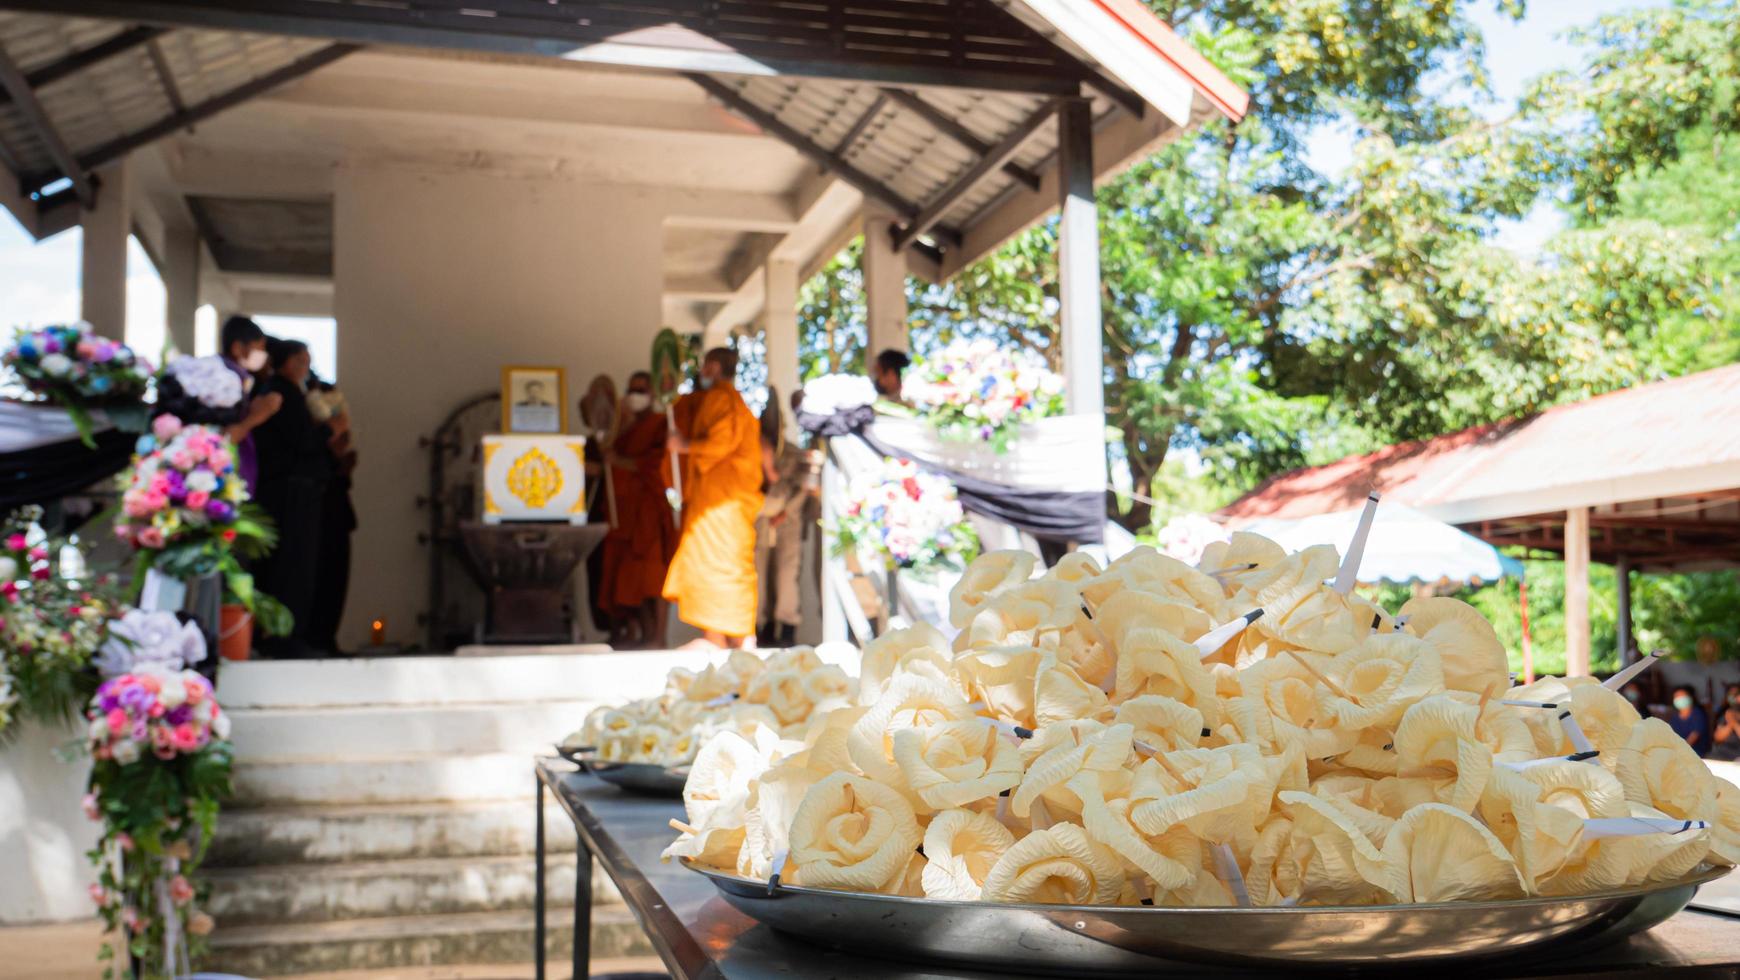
top-left (93, 608), bottom-right (208, 678)
top-left (1154, 512), bottom-right (1232, 565)
top-left (800, 373), bottom-right (879, 416)
top-left (904, 338), bottom-right (1065, 452)
top-left (165, 355), bottom-right (243, 409)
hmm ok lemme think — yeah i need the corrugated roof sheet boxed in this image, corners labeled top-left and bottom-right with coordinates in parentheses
top-left (0, 13), bottom-right (326, 180)
top-left (714, 73), bottom-right (1116, 242)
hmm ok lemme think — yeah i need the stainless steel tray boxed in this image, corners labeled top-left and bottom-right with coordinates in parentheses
top-left (557, 745), bottom-right (687, 797)
top-left (684, 860), bottom-right (1731, 973)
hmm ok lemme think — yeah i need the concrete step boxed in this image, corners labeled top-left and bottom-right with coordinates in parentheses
top-left (216, 651), bottom-right (733, 710)
top-left (209, 800), bottom-right (575, 867)
top-left (203, 906), bottom-right (654, 977)
top-left (230, 700), bottom-right (600, 762)
top-left (214, 646), bottom-right (860, 710)
top-left (231, 753), bottom-right (538, 806)
top-left (206, 854), bottom-right (625, 925)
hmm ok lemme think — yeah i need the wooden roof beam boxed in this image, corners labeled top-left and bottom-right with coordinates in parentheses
top-left (22, 43), bottom-right (357, 196)
top-left (881, 88), bottom-right (1042, 192)
top-left (144, 37), bottom-right (190, 125)
top-left (892, 98), bottom-right (1059, 253)
top-left (686, 73), bottom-right (959, 249)
top-left (0, 46), bottom-right (95, 206)
top-left (833, 92), bottom-right (889, 159)
top-left (0, 25), bottom-right (166, 105)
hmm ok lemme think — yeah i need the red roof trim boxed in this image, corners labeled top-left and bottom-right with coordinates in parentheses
top-left (1090, 0), bottom-right (1249, 121)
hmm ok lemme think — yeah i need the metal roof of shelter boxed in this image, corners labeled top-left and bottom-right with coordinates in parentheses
top-left (1218, 364), bottom-right (1740, 572)
top-left (0, 1), bottom-right (1243, 263)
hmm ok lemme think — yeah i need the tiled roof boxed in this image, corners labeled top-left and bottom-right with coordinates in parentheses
top-left (1219, 363), bottom-right (1740, 526)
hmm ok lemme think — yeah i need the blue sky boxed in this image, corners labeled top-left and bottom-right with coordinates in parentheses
top-left (0, 0), bottom-right (1655, 370)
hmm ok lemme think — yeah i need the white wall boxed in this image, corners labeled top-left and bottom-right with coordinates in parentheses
top-left (334, 167), bottom-right (665, 651)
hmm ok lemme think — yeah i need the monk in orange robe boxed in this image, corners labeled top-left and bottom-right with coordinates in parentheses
top-left (662, 347), bottom-right (764, 648)
top-left (600, 371), bottom-right (675, 648)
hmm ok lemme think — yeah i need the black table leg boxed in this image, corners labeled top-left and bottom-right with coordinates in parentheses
top-left (536, 773), bottom-right (547, 980)
top-left (574, 836), bottom-right (594, 979)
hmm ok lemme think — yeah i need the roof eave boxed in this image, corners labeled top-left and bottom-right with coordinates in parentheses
top-left (1006, 0), bottom-right (1249, 125)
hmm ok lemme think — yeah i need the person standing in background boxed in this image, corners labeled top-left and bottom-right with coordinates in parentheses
top-left (218, 316), bottom-right (282, 494)
top-left (305, 372), bottom-right (357, 656)
top-left (252, 339), bottom-right (344, 658)
top-left (1668, 685), bottom-right (1710, 757)
top-left (599, 371), bottom-right (675, 648)
top-left (871, 348), bottom-right (910, 404)
top-left (754, 388), bottom-right (817, 648)
top-left (1711, 684), bottom-right (1740, 762)
top-left (578, 374), bottom-right (617, 641)
top-left (662, 348), bottom-right (762, 650)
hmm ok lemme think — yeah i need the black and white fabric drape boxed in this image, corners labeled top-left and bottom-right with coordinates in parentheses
top-left (798, 407), bottom-right (1106, 544)
top-left (0, 402), bottom-right (133, 511)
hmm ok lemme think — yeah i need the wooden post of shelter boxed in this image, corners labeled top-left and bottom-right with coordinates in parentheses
top-left (1565, 506), bottom-right (1591, 677)
top-left (1056, 97), bottom-right (1104, 420)
top-left (1615, 554), bottom-right (1634, 668)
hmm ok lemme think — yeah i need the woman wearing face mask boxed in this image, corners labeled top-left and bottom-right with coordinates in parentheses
top-left (1667, 685), bottom-right (1710, 756)
top-left (251, 339), bottom-right (345, 659)
top-left (1711, 684), bottom-right (1740, 762)
top-left (219, 315), bottom-right (284, 494)
top-left (598, 372), bottom-right (675, 649)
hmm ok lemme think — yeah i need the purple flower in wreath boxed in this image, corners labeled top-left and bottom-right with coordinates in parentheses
top-left (43, 337), bottom-right (61, 355)
top-left (205, 499), bottom-right (235, 522)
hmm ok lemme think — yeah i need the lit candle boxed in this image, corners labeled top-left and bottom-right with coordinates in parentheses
top-left (371, 619), bottom-right (385, 646)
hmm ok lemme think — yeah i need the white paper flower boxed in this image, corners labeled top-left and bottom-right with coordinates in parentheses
top-left (167, 355), bottom-right (244, 408)
top-left (94, 609), bottom-right (208, 677)
top-left (800, 374), bottom-right (879, 415)
top-left (40, 353), bottom-right (72, 376)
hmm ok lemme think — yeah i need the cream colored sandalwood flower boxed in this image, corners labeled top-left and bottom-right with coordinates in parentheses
top-left (980, 822), bottom-right (1125, 905)
top-left (788, 772), bottom-right (923, 893)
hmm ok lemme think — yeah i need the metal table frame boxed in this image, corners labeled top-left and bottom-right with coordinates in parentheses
top-left (536, 756), bottom-right (714, 980)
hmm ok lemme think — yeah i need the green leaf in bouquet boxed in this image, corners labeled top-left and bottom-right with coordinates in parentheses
top-left (252, 591), bottom-right (294, 638)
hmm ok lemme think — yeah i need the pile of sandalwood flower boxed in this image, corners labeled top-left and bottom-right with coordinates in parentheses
top-left (666, 528), bottom-right (1740, 907)
top-left (566, 647), bottom-right (854, 768)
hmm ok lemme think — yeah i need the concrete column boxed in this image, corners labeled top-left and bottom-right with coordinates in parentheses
top-left (764, 256), bottom-right (801, 436)
top-left (1564, 506), bottom-right (1591, 677)
top-left (162, 224), bottom-right (201, 357)
top-left (79, 160), bottom-right (130, 340)
top-left (1056, 98), bottom-right (1105, 419)
top-left (860, 207), bottom-right (907, 362)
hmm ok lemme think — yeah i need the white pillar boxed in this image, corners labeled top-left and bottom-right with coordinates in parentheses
top-left (860, 207), bottom-right (908, 361)
top-left (1564, 506), bottom-right (1591, 677)
top-left (1056, 98), bottom-right (1104, 419)
top-left (79, 160), bottom-right (130, 341)
top-left (764, 256), bottom-right (801, 435)
top-left (163, 224), bottom-right (201, 357)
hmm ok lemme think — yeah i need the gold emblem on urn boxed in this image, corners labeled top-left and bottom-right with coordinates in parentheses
top-left (506, 446), bottom-right (563, 509)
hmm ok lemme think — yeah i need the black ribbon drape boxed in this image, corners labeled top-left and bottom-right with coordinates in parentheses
top-left (0, 429), bottom-right (134, 511)
top-left (799, 408), bottom-right (1105, 545)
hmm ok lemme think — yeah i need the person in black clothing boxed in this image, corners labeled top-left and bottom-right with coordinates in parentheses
top-left (305, 372), bottom-right (357, 656)
top-left (251, 339), bottom-right (346, 658)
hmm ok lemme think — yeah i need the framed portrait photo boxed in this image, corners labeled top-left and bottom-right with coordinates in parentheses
top-left (501, 365), bottom-right (567, 434)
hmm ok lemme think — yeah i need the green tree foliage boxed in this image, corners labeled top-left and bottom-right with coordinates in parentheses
top-left (800, 1), bottom-right (1734, 528)
top-left (792, 0), bottom-right (1740, 661)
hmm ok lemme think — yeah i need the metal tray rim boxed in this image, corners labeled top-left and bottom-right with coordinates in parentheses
top-left (682, 857), bottom-right (1732, 916)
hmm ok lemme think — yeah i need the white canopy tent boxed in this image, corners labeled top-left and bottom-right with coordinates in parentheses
top-left (1242, 504), bottom-right (1525, 588)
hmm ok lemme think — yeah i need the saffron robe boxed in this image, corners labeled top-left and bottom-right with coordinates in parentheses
top-left (599, 410), bottom-right (676, 611)
top-left (662, 386), bottom-right (763, 637)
